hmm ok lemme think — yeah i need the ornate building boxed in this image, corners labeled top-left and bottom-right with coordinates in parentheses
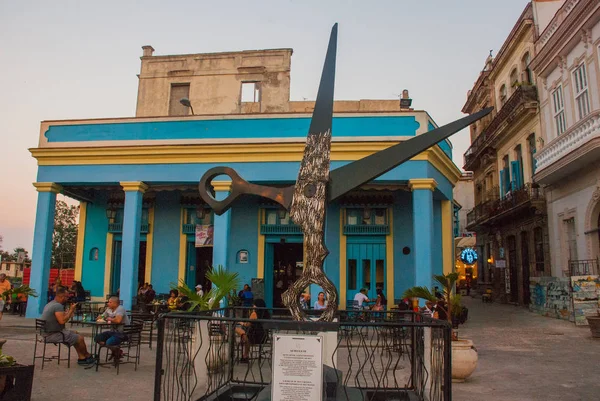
top-left (26, 46), bottom-right (460, 317)
top-left (531, 0), bottom-right (600, 280)
top-left (463, 3), bottom-right (551, 305)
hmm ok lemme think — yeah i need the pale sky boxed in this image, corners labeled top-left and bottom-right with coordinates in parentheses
top-left (0, 0), bottom-right (530, 252)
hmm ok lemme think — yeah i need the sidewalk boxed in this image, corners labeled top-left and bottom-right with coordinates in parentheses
top-left (454, 296), bottom-right (600, 401)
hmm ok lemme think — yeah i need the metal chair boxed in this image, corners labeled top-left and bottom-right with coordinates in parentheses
top-left (33, 319), bottom-right (72, 369)
top-left (95, 323), bottom-right (143, 374)
top-left (130, 311), bottom-right (155, 349)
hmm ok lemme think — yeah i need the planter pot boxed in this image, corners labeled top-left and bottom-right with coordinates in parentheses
top-left (451, 339), bottom-right (478, 383)
top-left (0, 364), bottom-right (34, 401)
top-left (586, 316), bottom-right (600, 338)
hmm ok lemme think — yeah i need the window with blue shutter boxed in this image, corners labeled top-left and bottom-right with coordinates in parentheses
top-left (511, 160), bottom-right (523, 190)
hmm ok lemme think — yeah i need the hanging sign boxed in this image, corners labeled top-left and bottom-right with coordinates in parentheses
top-left (195, 224), bottom-right (214, 247)
top-left (460, 248), bottom-right (478, 265)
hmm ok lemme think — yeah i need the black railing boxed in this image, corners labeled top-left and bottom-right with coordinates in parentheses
top-left (569, 259), bottom-right (599, 276)
top-left (154, 308), bottom-right (451, 401)
top-left (464, 85), bottom-right (538, 169)
top-left (467, 184), bottom-right (544, 228)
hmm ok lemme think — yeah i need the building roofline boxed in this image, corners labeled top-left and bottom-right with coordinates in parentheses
top-left (141, 48), bottom-right (294, 60)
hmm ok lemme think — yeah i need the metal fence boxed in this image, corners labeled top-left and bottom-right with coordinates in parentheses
top-left (154, 308), bottom-right (451, 401)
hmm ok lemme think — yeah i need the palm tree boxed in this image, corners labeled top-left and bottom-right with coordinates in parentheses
top-left (171, 265), bottom-right (241, 312)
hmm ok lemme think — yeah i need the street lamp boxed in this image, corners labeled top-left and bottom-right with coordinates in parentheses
top-left (196, 206), bottom-right (206, 220)
top-left (105, 206), bottom-right (117, 222)
top-left (180, 97), bottom-right (195, 115)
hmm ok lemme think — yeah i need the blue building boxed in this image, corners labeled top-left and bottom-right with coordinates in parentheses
top-left (27, 46), bottom-right (460, 316)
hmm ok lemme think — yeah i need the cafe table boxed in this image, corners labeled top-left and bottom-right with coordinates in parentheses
top-left (70, 319), bottom-right (124, 369)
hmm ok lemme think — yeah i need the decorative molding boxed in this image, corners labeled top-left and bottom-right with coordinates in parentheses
top-left (32, 182), bottom-right (63, 194)
top-left (535, 111), bottom-right (600, 172)
top-left (580, 28), bottom-right (592, 48)
top-left (120, 181), bottom-right (149, 193)
top-left (408, 178), bottom-right (438, 191)
top-left (211, 180), bottom-right (232, 192)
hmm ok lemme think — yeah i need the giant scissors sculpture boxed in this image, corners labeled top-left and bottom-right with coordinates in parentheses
top-left (199, 24), bottom-right (492, 321)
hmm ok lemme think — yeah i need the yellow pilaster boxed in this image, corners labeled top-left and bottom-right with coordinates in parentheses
top-left (74, 202), bottom-right (87, 281)
top-left (145, 207), bottom-right (154, 284)
top-left (339, 209), bottom-right (347, 307)
top-left (103, 233), bottom-right (114, 296)
top-left (257, 208), bottom-right (265, 279)
top-left (386, 208), bottom-right (394, 304)
top-left (441, 200), bottom-right (453, 274)
top-left (178, 208), bottom-right (186, 284)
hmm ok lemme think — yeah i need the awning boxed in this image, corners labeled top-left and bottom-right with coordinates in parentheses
top-left (455, 236), bottom-right (476, 249)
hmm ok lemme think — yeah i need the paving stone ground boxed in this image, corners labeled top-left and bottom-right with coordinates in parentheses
top-left (1, 297), bottom-right (598, 401)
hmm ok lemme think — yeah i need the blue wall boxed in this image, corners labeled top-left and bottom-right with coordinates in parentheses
top-left (227, 199), bottom-right (260, 288)
top-left (151, 191), bottom-right (182, 294)
top-left (81, 195), bottom-right (109, 297)
top-left (392, 191), bottom-right (415, 300)
top-left (45, 116), bottom-right (420, 143)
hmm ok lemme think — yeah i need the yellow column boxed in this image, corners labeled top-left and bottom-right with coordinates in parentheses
top-left (339, 209), bottom-right (347, 307)
top-left (178, 208), bottom-right (186, 284)
top-left (74, 202), bottom-right (87, 281)
top-left (103, 233), bottom-right (114, 296)
top-left (257, 208), bottom-right (265, 279)
top-left (386, 208), bottom-right (394, 304)
top-left (145, 207), bottom-right (154, 284)
top-left (441, 200), bottom-right (453, 274)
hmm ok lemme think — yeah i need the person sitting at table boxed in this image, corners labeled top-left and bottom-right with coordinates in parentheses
top-left (41, 287), bottom-right (95, 366)
top-left (235, 298), bottom-right (269, 363)
top-left (145, 284), bottom-right (156, 303)
top-left (299, 293), bottom-right (311, 310)
top-left (371, 294), bottom-right (384, 312)
top-left (314, 292), bottom-right (327, 310)
top-left (95, 296), bottom-right (130, 360)
top-left (167, 289), bottom-right (181, 311)
top-left (353, 288), bottom-right (370, 310)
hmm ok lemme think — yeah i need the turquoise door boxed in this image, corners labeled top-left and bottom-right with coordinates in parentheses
top-left (110, 240), bottom-right (122, 295)
top-left (185, 241), bottom-right (197, 289)
top-left (346, 242), bottom-right (386, 305)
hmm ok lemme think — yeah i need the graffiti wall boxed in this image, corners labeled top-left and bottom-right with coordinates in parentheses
top-left (571, 275), bottom-right (600, 326)
top-left (529, 277), bottom-right (572, 321)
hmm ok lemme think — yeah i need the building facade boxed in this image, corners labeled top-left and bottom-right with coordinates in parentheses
top-left (531, 0), bottom-right (600, 280)
top-left (26, 46), bottom-right (460, 317)
top-left (463, 3), bottom-right (551, 306)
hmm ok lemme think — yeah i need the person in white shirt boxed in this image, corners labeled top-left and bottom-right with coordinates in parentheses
top-left (195, 284), bottom-right (204, 297)
top-left (353, 288), bottom-right (370, 309)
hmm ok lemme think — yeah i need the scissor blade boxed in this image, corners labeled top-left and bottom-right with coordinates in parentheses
top-left (308, 23), bottom-right (337, 136)
top-left (328, 107), bottom-right (494, 201)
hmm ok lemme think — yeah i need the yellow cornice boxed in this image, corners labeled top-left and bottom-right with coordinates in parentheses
top-left (408, 178), bottom-right (438, 191)
top-left (33, 182), bottom-right (63, 193)
top-left (212, 180), bottom-right (232, 192)
top-left (120, 181), bottom-right (149, 193)
top-left (31, 142), bottom-right (462, 185)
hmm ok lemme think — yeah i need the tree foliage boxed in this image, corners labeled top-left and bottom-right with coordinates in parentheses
top-left (51, 200), bottom-right (79, 269)
top-left (0, 247), bottom-right (31, 263)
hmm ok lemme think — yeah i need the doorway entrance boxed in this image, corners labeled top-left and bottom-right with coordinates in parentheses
top-left (520, 232), bottom-right (530, 305)
top-left (507, 236), bottom-right (519, 304)
top-left (110, 240), bottom-right (146, 295)
top-left (266, 242), bottom-right (303, 308)
top-left (185, 242), bottom-right (214, 292)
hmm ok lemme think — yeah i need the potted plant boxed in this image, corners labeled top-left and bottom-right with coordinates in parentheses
top-left (403, 273), bottom-right (478, 383)
top-left (1, 284), bottom-right (38, 315)
top-left (585, 309), bottom-right (600, 338)
top-left (170, 266), bottom-right (241, 374)
top-left (0, 339), bottom-right (35, 401)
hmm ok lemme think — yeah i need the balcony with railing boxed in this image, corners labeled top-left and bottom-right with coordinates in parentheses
top-left (464, 85), bottom-right (538, 170)
top-left (260, 224), bottom-right (302, 235)
top-left (569, 258), bottom-right (599, 276)
top-left (107, 222), bottom-right (150, 233)
top-left (466, 183), bottom-right (545, 229)
top-left (343, 224), bottom-right (390, 235)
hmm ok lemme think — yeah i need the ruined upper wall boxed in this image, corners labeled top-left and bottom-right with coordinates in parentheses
top-left (135, 47), bottom-right (293, 117)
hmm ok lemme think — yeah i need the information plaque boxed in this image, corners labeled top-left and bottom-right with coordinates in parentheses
top-left (272, 334), bottom-right (323, 401)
